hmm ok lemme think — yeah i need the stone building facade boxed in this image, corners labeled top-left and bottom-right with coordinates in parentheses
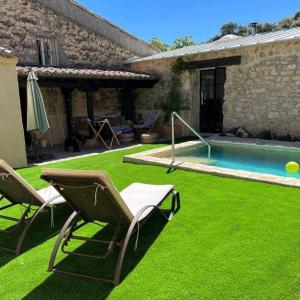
top-left (128, 38), bottom-right (300, 138)
top-left (0, 0), bottom-right (155, 68)
top-left (0, 0), bottom-right (156, 145)
top-left (1, 0), bottom-right (299, 147)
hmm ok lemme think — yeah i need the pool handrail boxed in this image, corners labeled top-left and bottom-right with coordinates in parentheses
top-left (171, 112), bottom-right (211, 162)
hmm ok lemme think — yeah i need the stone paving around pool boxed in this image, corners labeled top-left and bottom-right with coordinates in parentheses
top-left (123, 137), bottom-right (300, 188)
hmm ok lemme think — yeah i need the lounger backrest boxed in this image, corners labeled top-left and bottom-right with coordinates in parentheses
top-left (41, 169), bottom-right (134, 224)
top-left (144, 111), bottom-right (160, 127)
top-left (0, 160), bottom-right (44, 206)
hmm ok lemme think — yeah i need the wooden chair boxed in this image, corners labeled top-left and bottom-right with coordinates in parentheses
top-left (87, 118), bottom-right (121, 150)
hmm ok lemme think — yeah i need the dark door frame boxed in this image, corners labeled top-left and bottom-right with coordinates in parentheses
top-left (199, 67), bottom-right (226, 133)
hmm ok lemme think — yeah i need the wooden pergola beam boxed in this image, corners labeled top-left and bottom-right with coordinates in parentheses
top-left (184, 56), bottom-right (241, 69)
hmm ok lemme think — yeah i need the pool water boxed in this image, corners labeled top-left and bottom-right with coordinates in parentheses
top-left (174, 142), bottom-right (300, 178)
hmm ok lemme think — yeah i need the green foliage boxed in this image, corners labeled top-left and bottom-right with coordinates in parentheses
top-left (149, 37), bottom-right (169, 52)
top-left (256, 22), bottom-right (276, 33)
top-left (171, 56), bottom-right (186, 74)
top-left (161, 58), bottom-right (186, 122)
top-left (210, 10), bottom-right (300, 41)
top-left (220, 22), bottom-right (239, 35)
top-left (150, 36), bottom-right (195, 52)
top-left (277, 17), bottom-right (294, 29)
top-left (170, 36), bottom-right (196, 50)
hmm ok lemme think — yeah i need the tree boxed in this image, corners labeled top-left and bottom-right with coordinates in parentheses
top-left (293, 11), bottom-right (300, 26)
top-left (149, 37), bottom-right (170, 52)
top-left (170, 36), bottom-right (196, 50)
top-left (150, 36), bottom-right (196, 52)
top-left (220, 22), bottom-right (239, 35)
top-left (256, 22), bottom-right (276, 33)
top-left (277, 17), bottom-right (293, 29)
top-left (209, 9), bottom-right (300, 42)
top-left (294, 10), bottom-right (300, 20)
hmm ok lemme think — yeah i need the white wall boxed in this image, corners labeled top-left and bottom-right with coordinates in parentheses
top-left (0, 56), bottom-right (27, 167)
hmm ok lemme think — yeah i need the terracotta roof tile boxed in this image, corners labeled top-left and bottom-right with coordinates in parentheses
top-left (16, 66), bottom-right (156, 81)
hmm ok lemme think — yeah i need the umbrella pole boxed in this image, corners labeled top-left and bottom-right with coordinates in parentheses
top-left (48, 129), bottom-right (54, 148)
top-left (32, 133), bottom-right (39, 162)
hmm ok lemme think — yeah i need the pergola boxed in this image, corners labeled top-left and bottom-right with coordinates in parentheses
top-left (17, 66), bottom-right (158, 151)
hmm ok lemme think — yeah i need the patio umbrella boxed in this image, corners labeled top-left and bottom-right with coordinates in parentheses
top-left (26, 71), bottom-right (49, 134)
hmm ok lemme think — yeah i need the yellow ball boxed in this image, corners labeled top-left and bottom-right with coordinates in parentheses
top-left (285, 161), bottom-right (299, 174)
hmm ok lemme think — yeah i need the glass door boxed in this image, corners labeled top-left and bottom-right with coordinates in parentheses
top-left (200, 67), bottom-right (226, 132)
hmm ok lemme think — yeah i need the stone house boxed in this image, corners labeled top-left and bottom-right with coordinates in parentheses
top-left (127, 28), bottom-right (300, 138)
top-left (0, 0), bottom-right (158, 151)
top-left (1, 0), bottom-right (300, 164)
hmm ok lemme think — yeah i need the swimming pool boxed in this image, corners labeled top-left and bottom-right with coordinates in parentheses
top-left (124, 139), bottom-right (300, 188)
top-left (174, 142), bottom-right (300, 179)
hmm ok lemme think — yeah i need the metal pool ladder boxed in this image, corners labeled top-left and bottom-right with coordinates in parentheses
top-left (171, 112), bottom-right (211, 163)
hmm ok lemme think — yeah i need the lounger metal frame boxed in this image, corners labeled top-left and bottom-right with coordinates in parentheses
top-left (0, 194), bottom-right (60, 255)
top-left (48, 190), bottom-right (180, 285)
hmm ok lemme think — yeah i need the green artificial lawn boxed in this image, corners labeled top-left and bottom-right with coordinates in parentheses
top-left (0, 144), bottom-right (300, 300)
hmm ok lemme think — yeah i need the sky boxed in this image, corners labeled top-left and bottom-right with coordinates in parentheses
top-left (77, 0), bottom-right (300, 44)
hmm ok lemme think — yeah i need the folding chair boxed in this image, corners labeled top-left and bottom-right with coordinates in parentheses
top-left (87, 118), bottom-right (121, 150)
top-left (41, 168), bottom-right (180, 285)
top-left (133, 111), bottom-right (161, 135)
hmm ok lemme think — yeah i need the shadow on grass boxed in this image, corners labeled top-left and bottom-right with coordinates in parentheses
top-left (23, 212), bottom-right (168, 300)
top-left (0, 205), bottom-right (72, 268)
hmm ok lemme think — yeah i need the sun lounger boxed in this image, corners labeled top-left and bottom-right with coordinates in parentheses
top-left (41, 168), bottom-right (180, 285)
top-left (0, 160), bottom-right (65, 254)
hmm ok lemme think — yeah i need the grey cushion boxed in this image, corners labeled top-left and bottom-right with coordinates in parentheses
top-left (120, 183), bottom-right (173, 220)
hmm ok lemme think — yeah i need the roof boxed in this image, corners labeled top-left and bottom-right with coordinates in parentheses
top-left (214, 34), bottom-right (242, 43)
top-left (37, 0), bottom-right (157, 57)
top-left (16, 66), bottom-right (156, 81)
top-left (0, 46), bottom-right (16, 58)
top-left (128, 27), bottom-right (300, 63)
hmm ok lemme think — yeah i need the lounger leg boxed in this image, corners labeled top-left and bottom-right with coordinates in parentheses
top-left (48, 211), bottom-right (79, 272)
top-left (0, 204), bottom-right (30, 235)
top-left (113, 222), bottom-right (136, 285)
top-left (0, 204), bottom-right (32, 254)
top-left (15, 199), bottom-right (58, 255)
top-left (113, 204), bottom-right (162, 285)
top-left (169, 191), bottom-right (180, 220)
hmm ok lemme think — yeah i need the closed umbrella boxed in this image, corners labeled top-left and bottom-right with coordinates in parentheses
top-left (27, 71), bottom-right (49, 134)
top-left (27, 71), bottom-right (50, 161)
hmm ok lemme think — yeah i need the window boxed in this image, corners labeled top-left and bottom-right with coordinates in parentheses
top-left (36, 37), bottom-right (60, 66)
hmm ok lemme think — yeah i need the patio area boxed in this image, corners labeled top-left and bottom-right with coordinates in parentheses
top-left (26, 142), bottom-right (142, 165)
top-left (1, 144), bottom-right (300, 299)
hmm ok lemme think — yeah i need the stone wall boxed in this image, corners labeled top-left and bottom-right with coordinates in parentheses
top-left (128, 40), bottom-right (300, 138)
top-left (0, 0), bottom-right (134, 68)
